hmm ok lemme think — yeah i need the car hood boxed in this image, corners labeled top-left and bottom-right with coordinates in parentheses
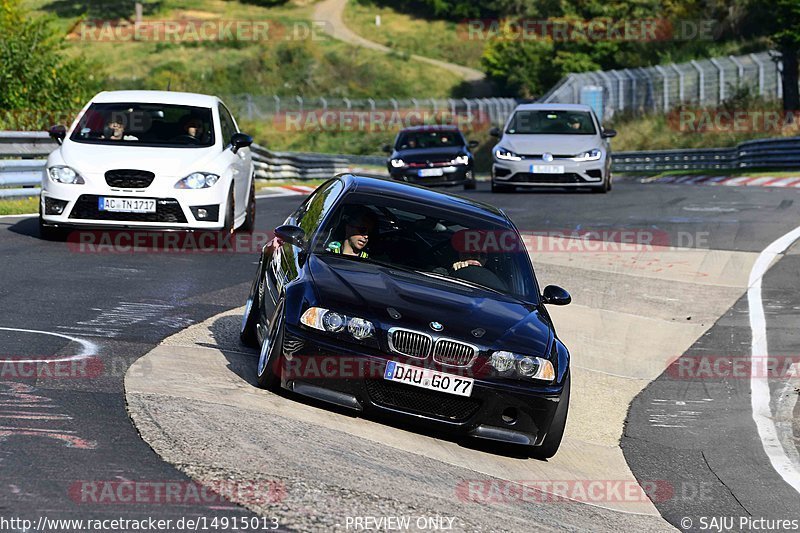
top-left (392, 147), bottom-right (465, 163)
top-left (308, 255), bottom-right (551, 356)
top-left (499, 134), bottom-right (601, 156)
top-left (58, 140), bottom-right (221, 179)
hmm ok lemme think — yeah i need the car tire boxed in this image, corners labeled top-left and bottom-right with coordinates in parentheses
top-left (530, 372), bottom-right (570, 460)
top-left (222, 187), bottom-right (235, 234)
top-left (38, 218), bottom-right (64, 241)
top-left (491, 181), bottom-right (511, 193)
top-left (463, 171), bottom-right (476, 190)
top-left (38, 204), bottom-right (64, 241)
top-left (256, 299), bottom-right (285, 391)
top-left (239, 178), bottom-right (256, 233)
top-left (591, 176), bottom-right (611, 194)
top-left (240, 260), bottom-right (263, 347)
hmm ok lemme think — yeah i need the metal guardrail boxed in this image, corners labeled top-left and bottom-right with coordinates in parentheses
top-left (4, 131), bottom-right (800, 197)
top-left (0, 132), bottom-right (387, 197)
top-left (611, 136), bottom-right (800, 173)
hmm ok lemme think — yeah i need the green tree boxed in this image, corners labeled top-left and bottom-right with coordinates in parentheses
top-left (0, 0), bottom-right (102, 128)
top-left (769, 0), bottom-right (800, 112)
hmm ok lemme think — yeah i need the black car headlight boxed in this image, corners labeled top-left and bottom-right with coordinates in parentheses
top-left (301, 307), bottom-right (376, 342)
top-left (489, 350), bottom-right (555, 382)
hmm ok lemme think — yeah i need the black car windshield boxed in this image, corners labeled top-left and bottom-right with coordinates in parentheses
top-left (506, 110), bottom-right (597, 135)
top-left (395, 130), bottom-right (464, 150)
top-left (69, 103), bottom-right (215, 147)
top-left (314, 195), bottom-right (538, 302)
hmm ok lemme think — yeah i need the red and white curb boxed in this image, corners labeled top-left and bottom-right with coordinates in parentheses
top-left (646, 175), bottom-right (800, 188)
top-left (255, 185), bottom-right (318, 199)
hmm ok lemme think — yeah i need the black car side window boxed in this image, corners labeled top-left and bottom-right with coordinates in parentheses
top-left (292, 180), bottom-right (344, 237)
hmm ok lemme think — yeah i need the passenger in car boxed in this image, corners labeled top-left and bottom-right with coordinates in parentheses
top-left (103, 117), bottom-right (138, 141)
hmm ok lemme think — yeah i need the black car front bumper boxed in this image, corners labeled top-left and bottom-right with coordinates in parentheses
top-left (389, 165), bottom-right (472, 187)
top-left (275, 324), bottom-right (565, 447)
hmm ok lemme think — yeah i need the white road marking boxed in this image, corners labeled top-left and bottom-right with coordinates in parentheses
top-left (0, 327), bottom-right (97, 363)
top-left (748, 225), bottom-right (800, 494)
top-left (0, 213), bottom-right (36, 219)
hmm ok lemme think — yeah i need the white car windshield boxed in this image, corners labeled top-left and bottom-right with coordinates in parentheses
top-left (69, 103), bottom-right (215, 147)
top-left (506, 110), bottom-right (597, 135)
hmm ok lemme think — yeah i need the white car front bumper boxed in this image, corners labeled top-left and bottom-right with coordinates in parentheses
top-left (40, 174), bottom-right (230, 230)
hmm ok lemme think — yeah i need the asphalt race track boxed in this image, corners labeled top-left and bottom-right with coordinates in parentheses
top-left (2, 178), bottom-right (800, 531)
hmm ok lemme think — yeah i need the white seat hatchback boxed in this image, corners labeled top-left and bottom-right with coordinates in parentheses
top-left (40, 90), bottom-right (255, 237)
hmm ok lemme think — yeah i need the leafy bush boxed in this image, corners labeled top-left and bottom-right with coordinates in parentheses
top-left (0, 0), bottom-right (102, 129)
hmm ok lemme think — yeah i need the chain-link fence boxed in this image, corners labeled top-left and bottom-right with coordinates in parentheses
top-left (542, 51), bottom-right (783, 120)
top-left (223, 95), bottom-right (519, 127)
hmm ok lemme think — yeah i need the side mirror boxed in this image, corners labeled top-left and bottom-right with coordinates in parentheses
top-left (468, 140), bottom-right (479, 148)
top-left (382, 144), bottom-right (392, 154)
top-left (542, 285), bottom-right (571, 306)
top-left (49, 124), bottom-right (67, 144)
top-left (231, 132), bottom-right (253, 153)
top-left (274, 224), bottom-right (306, 249)
top-left (601, 128), bottom-right (617, 138)
top-left (489, 127), bottom-right (501, 138)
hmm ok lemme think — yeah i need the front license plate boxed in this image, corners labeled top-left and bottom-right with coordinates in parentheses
top-left (418, 168), bottom-right (444, 177)
top-left (531, 164), bottom-right (565, 174)
top-left (98, 197), bottom-right (156, 213)
top-left (384, 361), bottom-right (474, 397)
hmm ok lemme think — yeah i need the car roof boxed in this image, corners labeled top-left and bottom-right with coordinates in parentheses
top-left (399, 124), bottom-right (461, 133)
top-left (89, 90), bottom-right (220, 108)
top-left (338, 174), bottom-right (510, 224)
top-left (512, 103), bottom-right (595, 113)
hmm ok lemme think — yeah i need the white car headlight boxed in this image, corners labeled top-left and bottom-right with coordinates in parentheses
top-left (301, 307), bottom-right (376, 340)
top-left (573, 148), bottom-right (603, 162)
top-left (494, 147), bottom-right (521, 161)
top-left (175, 172), bottom-right (220, 189)
top-left (452, 155), bottom-right (469, 165)
top-left (390, 158), bottom-right (405, 168)
top-left (47, 166), bottom-right (84, 184)
top-left (489, 350), bottom-right (555, 382)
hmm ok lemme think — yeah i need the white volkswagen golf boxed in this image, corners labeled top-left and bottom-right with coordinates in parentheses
top-left (40, 90), bottom-right (255, 238)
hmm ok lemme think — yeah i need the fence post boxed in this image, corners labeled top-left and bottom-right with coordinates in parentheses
top-left (343, 98), bottom-right (351, 110)
top-left (320, 97), bottom-right (327, 111)
top-left (670, 64), bottom-right (685, 103)
top-left (610, 71), bottom-right (625, 112)
top-left (655, 65), bottom-right (669, 112)
top-left (273, 95), bottom-right (280, 115)
top-left (728, 55), bottom-right (744, 89)
top-left (691, 60), bottom-right (705, 104)
top-left (710, 58), bottom-right (726, 103)
top-left (750, 53), bottom-right (766, 96)
top-left (296, 96), bottom-right (304, 112)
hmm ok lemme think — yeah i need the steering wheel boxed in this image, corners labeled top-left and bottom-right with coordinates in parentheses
top-left (171, 134), bottom-right (199, 143)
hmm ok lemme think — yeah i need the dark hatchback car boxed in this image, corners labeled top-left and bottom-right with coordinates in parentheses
top-left (384, 125), bottom-right (478, 190)
top-left (240, 174), bottom-right (572, 458)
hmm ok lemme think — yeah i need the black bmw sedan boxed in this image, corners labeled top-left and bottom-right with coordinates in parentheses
top-left (240, 174), bottom-right (572, 458)
top-left (384, 125), bottom-right (478, 190)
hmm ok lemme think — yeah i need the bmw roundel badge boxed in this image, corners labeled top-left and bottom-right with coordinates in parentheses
top-left (429, 321), bottom-right (444, 332)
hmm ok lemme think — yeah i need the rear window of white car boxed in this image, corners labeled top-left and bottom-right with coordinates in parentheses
top-left (70, 103), bottom-right (215, 148)
top-left (506, 110), bottom-right (597, 135)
